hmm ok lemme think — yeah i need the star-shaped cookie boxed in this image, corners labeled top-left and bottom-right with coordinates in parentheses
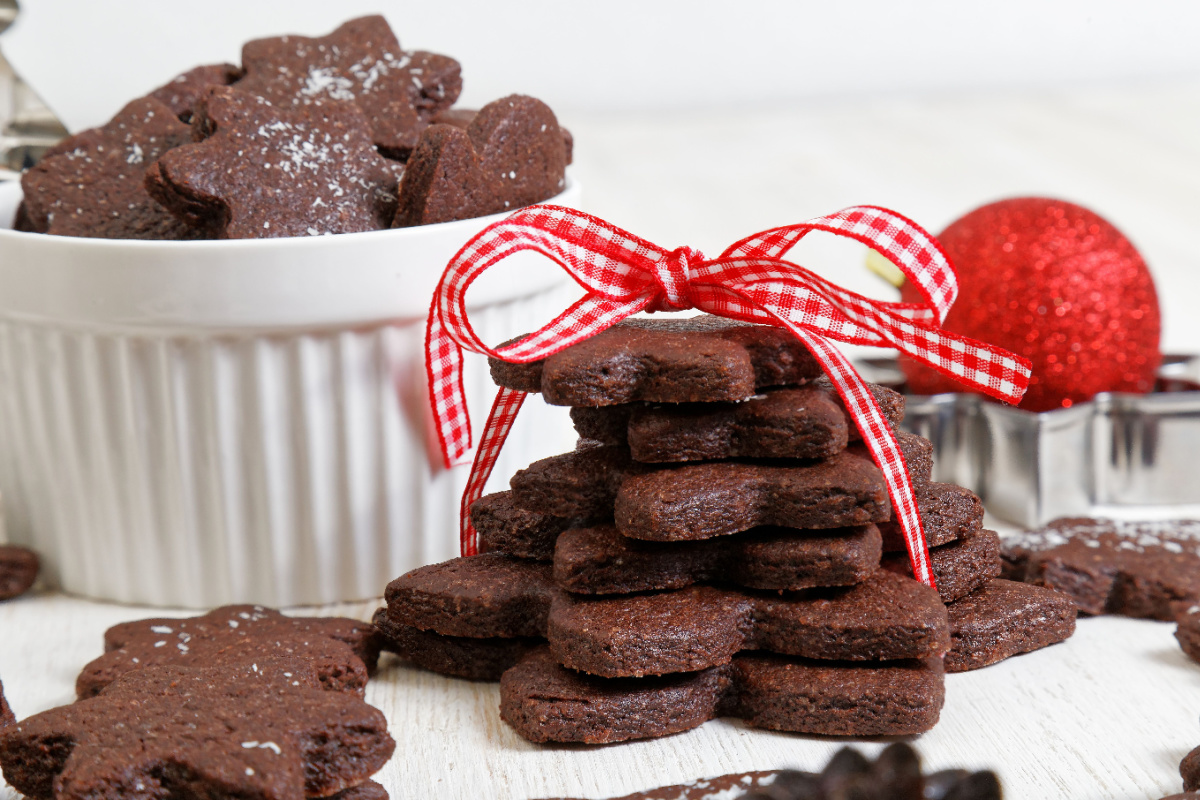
top-left (20, 97), bottom-right (203, 239)
top-left (146, 87), bottom-right (402, 238)
top-left (237, 15), bottom-right (460, 159)
top-left (77, 604), bottom-right (381, 699)
top-left (0, 660), bottom-right (394, 800)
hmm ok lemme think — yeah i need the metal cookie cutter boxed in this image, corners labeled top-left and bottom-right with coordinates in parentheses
top-left (856, 356), bottom-right (1200, 528)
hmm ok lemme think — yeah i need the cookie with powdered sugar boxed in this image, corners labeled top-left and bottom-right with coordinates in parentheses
top-left (1001, 517), bottom-right (1200, 619)
top-left (148, 62), bottom-right (242, 122)
top-left (76, 604), bottom-right (381, 699)
top-left (20, 97), bottom-right (203, 239)
top-left (0, 661), bottom-right (393, 800)
top-left (146, 86), bottom-right (402, 238)
top-left (237, 14), bottom-right (460, 159)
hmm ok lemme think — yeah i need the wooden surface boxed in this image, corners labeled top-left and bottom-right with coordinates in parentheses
top-left (1, 593), bottom-right (1198, 799)
top-left (5, 79), bottom-right (1200, 798)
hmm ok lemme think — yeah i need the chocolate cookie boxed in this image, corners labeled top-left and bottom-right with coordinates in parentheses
top-left (480, 468), bottom-right (958, 572)
top-left (1184, 745), bottom-right (1200, 792)
top-left (848, 431), bottom-right (933, 488)
top-left (371, 606), bottom-right (539, 681)
top-left (147, 86), bottom-right (402, 238)
top-left (390, 124), bottom-right (494, 225)
top-left (1176, 603), bottom-right (1200, 664)
top-left (77, 605), bottom-right (382, 699)
top-left (431, 107), bottom-right (574, 165)
top-left (943, 579), bottom-right (1076, 672)
top-left (547, 571), bottom-right (949, 677)
top-left (0, 678), bottom-right (14, 729)
top-left (490, 316), bottom-right (823, 407)
top-left (12, 201), bottom-right (35, 232)
top-left (393, 94), bottom-right (569, 226)
top-left (880, 482), bottom-right (985, 552)
top-left (382, 553), bottom-right (554, 638)
top-left (570, 382), bottom-right (905, 463)
top-left (883, 528), bottom-right (1002, 603)
top-left (431, 108), bottom-right (477, 129)
top-left (237, 15), bottom-right (460, 159)
top-left (614, 450), bottom-right (889, 542)
top-left (473, 490), bottom-right (575, 560)
top-left (1001, 518), bottom-right (1200, 619)
top-left (148, 63), bottom-right (242, 122)
top-left (332, 782), bottom-right (389, 800)
top-left (0, 660), bottom-right (394, 800)
top-left (553, 522), bottom-right (881, 594)
top-left (0, 545), bottom-right (39, 600)
top-left (20, 97), bottom-right (202, 239)
top-left (500, 647), bottom-right (944, 744)
top-left (509, 444), bottom-right (645, 520)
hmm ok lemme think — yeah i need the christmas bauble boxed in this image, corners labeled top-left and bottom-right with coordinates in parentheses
top-left (901, 197), bottom-right (1160, 412)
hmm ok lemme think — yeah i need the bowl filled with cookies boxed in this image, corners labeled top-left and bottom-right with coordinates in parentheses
top-left (0, 15), bottom-right (581, 608)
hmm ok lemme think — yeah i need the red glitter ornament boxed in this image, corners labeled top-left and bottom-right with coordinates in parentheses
top-left (901, 197), bottom-right (1160, 412)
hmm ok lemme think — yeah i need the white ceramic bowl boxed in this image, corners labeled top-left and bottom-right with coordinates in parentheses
top-left (0, 179), bottom-right (582, 607)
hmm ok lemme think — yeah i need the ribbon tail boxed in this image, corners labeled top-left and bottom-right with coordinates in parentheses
top-left (459, 387), bottom-right (527, 555)
top-left (775, 327), bottom-right (937, 589)
top-left (426, 309), bottom-right (473, 468)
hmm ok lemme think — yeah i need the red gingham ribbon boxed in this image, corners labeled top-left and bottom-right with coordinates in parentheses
top-left (425, 204), bottom-right (1031, 587)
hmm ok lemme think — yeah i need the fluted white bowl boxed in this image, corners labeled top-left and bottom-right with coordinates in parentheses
top-left (0, 179), bottom-right (582, 607)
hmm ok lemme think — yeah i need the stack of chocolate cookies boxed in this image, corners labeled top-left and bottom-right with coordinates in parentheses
top-left (373, 316), bottom-right (1075, 744)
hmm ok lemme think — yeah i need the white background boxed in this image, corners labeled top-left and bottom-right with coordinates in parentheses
top-left (3, 0), bottom-right (1200, 130)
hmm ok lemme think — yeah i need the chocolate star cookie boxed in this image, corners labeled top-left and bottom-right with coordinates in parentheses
top-left (552, 522), bottom-right (882, 594)
top-left (880, 483), bottom-right (984, 552)
top-left (500, 648), bottom-right (945, 743)
top-left (1177, 603), bottom-right (1200, 664)
top-left (431, 107), bottom-right (574, 165)
top-left (490, 316), bottom-right (823, 406)
top-left (238, 15), bottom-right (460, 159)
top-left (943, 579), bottom-right (1076, 672)
top-left (570, 382), bottom-right (905, 463)
top-left (547, 571), bottom-right (949, 677)
top-left (0, 545), bottom-right (39, 600)
top-left (393, 94), bottom-right (569, 226)
top-left (1184, 745), bottom-right (1200, 792)
top-left (472, 490), bottom-right (577, 560)
top-left (77, 604), bottom-right (381, 699)
top-left (613, 450), bottom-right (891, 541)
top-left (0, 660), bottom-right (394, 800)
top-left (883, 528), bottom-right (1001, 603)
top-left (20, 97), bottom-right (202, 239)
top-left (0, 678), bottom-right (15, 729)
top-left (147, 87), bottom-right (402, 238)
top-left (383, 554), bottom-right (554, 639)
top-left (148, 63), bottom-right (243, 122)
top-left (1001, 517), bottom-right (1200, 619)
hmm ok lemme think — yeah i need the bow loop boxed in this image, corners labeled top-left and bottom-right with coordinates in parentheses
top-left (424, 204), bottom-right (1033, 590)
top-left (647, 246), bottom-right (705, 312)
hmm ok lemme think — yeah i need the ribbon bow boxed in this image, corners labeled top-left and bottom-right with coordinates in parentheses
top-left (425, 204), bottom-right (1031, 586)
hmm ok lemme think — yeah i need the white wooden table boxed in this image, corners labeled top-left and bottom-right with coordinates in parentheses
top-left (6, 79), bottom-right (1200, 799)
